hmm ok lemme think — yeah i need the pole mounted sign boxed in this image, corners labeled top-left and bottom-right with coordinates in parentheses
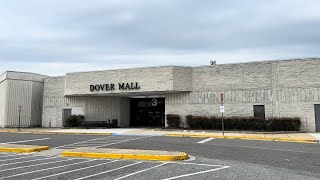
top-left (220, 92), bottom-right (225, 136)
top-left (220, 105), bottom-right (225, 113)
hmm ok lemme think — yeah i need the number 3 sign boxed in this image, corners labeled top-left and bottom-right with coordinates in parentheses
top-left (151, 98), bottom-right (158, 106)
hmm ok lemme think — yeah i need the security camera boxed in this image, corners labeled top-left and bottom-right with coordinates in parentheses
top-left (210, 60), bottom-right (216, 65)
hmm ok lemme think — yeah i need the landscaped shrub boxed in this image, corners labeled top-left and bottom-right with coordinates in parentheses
top-left (166, 114), bottom-right (181, 128)
top-left (186, 115), bottom-right (195, 129)
top-left (267, 117), bottom-right (301, 131)
top-left (64, 115), bottom-right (84, 127)
top-left (185, 115), bottom-right (301, 131)
top-left (185, 115), bottom-right (208, 129)
top-left (209, 116), bottom-right (221, 129)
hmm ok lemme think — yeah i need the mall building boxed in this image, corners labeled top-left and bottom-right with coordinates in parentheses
top-left (1, 58), bottom-right (320, 132)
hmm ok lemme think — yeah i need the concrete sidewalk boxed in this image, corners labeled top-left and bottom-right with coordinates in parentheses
top-left (0, 127), bottom-right (319, 143)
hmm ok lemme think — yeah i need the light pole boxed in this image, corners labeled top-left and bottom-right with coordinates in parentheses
top-left (18, 105), bottom-right (22, 131)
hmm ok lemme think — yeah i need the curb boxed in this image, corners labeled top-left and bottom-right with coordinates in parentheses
top-left (62, 148), bottom-right (189, 161)
top-left (0, 145), bottom-right (49, 153)
top-left (111, 133), bottom-right (164, 137)
top-left (164, 134), bottom-right (320, 144)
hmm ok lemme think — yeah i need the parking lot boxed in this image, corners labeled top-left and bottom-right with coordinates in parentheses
top-left (0, 132), bottom-right (319, 179)
top-left (0, 152), bottom-right (230, 180)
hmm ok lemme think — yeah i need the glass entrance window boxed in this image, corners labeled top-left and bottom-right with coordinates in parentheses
top-left (130, 98), bottom-right (165, 127)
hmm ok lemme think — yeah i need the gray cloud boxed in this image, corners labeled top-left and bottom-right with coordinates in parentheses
top-left (0, 0), bottom-right (319, 75)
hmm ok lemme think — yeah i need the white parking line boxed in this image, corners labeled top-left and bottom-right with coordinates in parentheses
top-left (54, 137), bottom-right (110, 149)
top-left (162, 166), bottom-right (230, 180)
top-left (0, 156), bottom-right (59, 167)
top-left (0, 138), bottom-right (50, 144)
top-left (197, 138), bottom-right (215, 144)
top-left (96, 136), bottom-right (150, 147)
top-left (0, 153), bottom-right (25, 158)
top-left (74, 161), bottom-right (143, 180)
top-left (0, 158), bottom-right (75, 172)
top-left (115, 163), bottom-right (168, 180)
top-left (0, 159), bottom-right (96, 180)
top-left (310, 134), bottom-right (320, 140)
top-left (0, 154), bottom-right (41, 162)
top-left (166, 162), bottom-right (223, 167)
top-left (62, 144), bottom-right (94, 147)
top-left (33, 160), bottom-right (119, 180)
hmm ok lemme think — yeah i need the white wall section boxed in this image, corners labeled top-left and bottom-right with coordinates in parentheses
top-left (0, 71), bottom-right (46, 127)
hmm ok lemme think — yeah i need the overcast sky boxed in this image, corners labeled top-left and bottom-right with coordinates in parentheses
top-left (0, 0), bottom-right (319, 76)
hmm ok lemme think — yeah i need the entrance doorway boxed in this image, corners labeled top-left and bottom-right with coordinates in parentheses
top-left (314, 104), bottom-right (320, 132)
top-left (62, 109), bottom-right (72, 127)
top-left (130, 98), bottom-right (165, 127)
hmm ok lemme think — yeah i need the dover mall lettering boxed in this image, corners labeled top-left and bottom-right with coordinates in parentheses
top-left (90, 82), bottom-right (140, 91)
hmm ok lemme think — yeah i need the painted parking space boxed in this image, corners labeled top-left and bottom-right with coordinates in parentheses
top-left (0, 152), bottom-right (229, 180)
top-left (0, 132), bottom-right (319, 179)
top-left (197, 138), bottom-right (215, 144)
top-left (53, 136), bottom-right (150, 149)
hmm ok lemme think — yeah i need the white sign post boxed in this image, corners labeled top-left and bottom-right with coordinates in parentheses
top-left (220, 93), bottom-right (225, 136)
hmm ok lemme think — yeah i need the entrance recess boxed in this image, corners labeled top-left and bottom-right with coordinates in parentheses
top-left (314, 104), bottom-right (320, 132)
top-left (130, 98), bottom-right (165, 127)
top-left (62, 109), bottom-right (72, 127)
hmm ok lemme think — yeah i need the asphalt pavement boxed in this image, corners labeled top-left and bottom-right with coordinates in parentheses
top-left (0, 132), bottom-right (319, 179)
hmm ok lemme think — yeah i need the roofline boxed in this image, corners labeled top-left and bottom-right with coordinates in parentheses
top-left (65, 65), bottom-right (192, 75)
top-left (214, 57), bottom-right (319, 66)
top-left (3, 70), bottom-right (49, 77)
top-left (3, 57), bottom-right (320, 77)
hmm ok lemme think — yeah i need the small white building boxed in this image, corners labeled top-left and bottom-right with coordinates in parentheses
top-left (0, 71), bottom-right (47, 127)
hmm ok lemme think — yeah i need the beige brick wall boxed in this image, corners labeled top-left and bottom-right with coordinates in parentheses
top-left (42, 58), bottom-right (320, 131)
top-left (42, 76), bottom-right (130, 127)
top-left (166, 58), bottom-right (320, 132)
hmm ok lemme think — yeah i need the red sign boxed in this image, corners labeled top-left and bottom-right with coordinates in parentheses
top-left (220, 93), bottom-right (224, 103)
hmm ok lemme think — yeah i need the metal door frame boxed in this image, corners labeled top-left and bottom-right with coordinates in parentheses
top-left (62, 108), bottom-right (72, 127)
top-left (314, 104), bottom-right (320, 132)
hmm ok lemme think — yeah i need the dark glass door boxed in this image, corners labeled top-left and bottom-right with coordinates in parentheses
top-left (130, 98), bottom-right (165, 127)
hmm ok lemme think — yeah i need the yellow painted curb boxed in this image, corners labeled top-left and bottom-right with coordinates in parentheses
top-left (0, 146), bottom-right (49, 153)
top-left (164, 134), bottom-right (319, 144)
top-left (62, 150), bottom-right (189, 161)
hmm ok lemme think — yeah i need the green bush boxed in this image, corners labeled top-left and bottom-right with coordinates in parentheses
top-left (185, 115), bottom-right (212, 129)
top-left (166, 114), bottom-right (181, 128)
top-left (186, 115), bottom-right (195, 129)
top-left (64, 115), bottom-right (84, 127)
top-left (185, 115), bottom-right (301, 131)
top-left (267, 117), bottom-right (301, 131)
